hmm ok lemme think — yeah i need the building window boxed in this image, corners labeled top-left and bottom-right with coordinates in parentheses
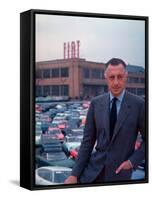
top-left (83, 85), bottom-right (90, 97)
top-left (36, 70), bottom-right (42, 79)
top-left (43, 69), bottom-right (50, 78)
top-left (137, 88), bottom-right (145, 96)
top-left (82, 85), bottom-right (104, 98)
top-left (52, 85), bottom-right (59, 96)
top-left (139, 78), bottom-right (145, 83)
top-left (104, 86), bottom-right (108, 93)
top-left (83, 68), bottom-right (90, 78)
top-left (91, 69), bottom-right (102, 79)
top-left (61, 85), bottom-right (69, 96)
top-left (126, 88), bottom-right (137, 95)
top-left (43, 86), bottom-right (50, 96)
top-left (36, 86), bottom-right (42, 97)
top-left (61, 68), bottom-right (69, 77)
top-left (52, 68), bottom-right (59, 78)
top-left (128, 77), bottom-right (139, 83)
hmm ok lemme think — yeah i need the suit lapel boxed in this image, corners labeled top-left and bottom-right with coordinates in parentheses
top-left (99, 94), bottom-right (110, 141)
top-left (110, 91), bottom-right (131, 143)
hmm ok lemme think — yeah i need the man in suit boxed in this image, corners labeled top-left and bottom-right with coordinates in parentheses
top-left (65, 58), bottom-right (145, 184)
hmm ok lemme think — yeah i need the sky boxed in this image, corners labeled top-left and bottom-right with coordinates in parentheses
top-left (36, 14), bottom-right (145, 67)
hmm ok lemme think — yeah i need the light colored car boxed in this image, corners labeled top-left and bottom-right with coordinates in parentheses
top-left (71, 128), bottom-right (84, 136)
top-left (53, 116), bottom-right (67, 121)
top-left (35, 125), bottom-right (42, 145)
top-left (65, 136), bottom-right (82, 151)
top-left (35, 166), bottom-right (72, 185)
top-left (35, 130), bottom-right (42, 145)
top-left (131, 169), bottom-right (145, 180)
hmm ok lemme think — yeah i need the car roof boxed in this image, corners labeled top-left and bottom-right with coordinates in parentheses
top-left (49, 127), bottom-right (60, 130)
top-left (37, 166), bottom-right (72, 171)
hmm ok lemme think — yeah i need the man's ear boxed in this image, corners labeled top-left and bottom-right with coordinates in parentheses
top-left (104, 71), bottom-right (107, 80)
top-left (125, 71), bottom-right (128, 78)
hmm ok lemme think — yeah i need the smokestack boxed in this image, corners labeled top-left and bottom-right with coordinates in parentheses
top-left (64, 42), bottom-right (66, 59)
top-left (73, 41), bottom-right (76, 58)
top-left (77, 40), bottom-right (80, 58)
top-left (67, 42), bottom-right (70, 59)
top-left (63, 40), bottom-right (80, 59)
top-left (71, 41), bottom-right (75, 58)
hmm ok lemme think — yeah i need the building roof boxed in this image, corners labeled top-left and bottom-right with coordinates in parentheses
top-left (126, 64), bottom-right (145, 73)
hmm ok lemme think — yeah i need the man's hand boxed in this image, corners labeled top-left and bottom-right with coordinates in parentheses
top-left (64, 175), bottom-right (78, 184)
top-left (115, 160), bottom-right (133, 174)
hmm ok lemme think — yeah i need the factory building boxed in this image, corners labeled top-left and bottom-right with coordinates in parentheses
top-left (36, 41), bottom-right (145, 99)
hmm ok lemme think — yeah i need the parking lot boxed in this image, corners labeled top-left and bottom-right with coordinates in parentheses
top-left (35, 100), bottom-right (145, 185)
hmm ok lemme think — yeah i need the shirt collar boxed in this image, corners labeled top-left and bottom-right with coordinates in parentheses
top-left (109, 89), bottom-right (125, 103)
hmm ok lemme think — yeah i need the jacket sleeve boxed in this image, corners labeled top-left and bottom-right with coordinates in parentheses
top-left (71, 100), bottom-right (97, 177)
top-left (129, 99), bottom-right (145, 169)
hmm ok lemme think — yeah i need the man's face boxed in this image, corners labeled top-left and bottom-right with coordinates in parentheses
top-left (104, 64), bottom-right (128, 97)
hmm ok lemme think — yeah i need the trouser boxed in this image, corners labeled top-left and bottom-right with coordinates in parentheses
top-left (78, 167), bottom-right (106, 184)
top-left (92, 167), bottom-right (106, 183)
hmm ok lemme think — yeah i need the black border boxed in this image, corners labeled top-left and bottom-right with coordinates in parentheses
top-left (20, 9), bottom-right (149, 190)
top-left (20, 11), bottom-right (32, 189)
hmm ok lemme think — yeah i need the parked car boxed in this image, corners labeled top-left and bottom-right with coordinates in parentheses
top-left (35, 166), bottom-right (72, 185)
top-left (64, 135), bottom-right (82, 151)
top-left (70, 128), bottom-right (84, 137)
top-left (41, 113), bottom-right (51, 121)
top-left (35, 104), bottom-right (42, 113)
top-left (36, 143), bottom-right (75, 168)
top-left (131, 168), bottom-right (145, 180)
top-left (70, 146), bottom-right (80, 159)
top-left (41, 122), bottom-right (50, 133)
top-left (36, 152), bottom-right (75, 169)
top-left (131, 160), bottom-right (145, 180)
top-left (68, 119), bottom-right (80, 129)
top-left (82, 101), bottom-right (90, 109)
top-left (35, 128), bottom-right (42, 146)
top-left (44, 127), bottom-right (65, 141)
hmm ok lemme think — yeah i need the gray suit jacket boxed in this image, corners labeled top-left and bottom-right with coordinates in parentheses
top-left (71, 91), bottom-right (145, 183)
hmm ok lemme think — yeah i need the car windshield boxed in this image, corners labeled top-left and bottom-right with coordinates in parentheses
top-left (54, 171), bottom-right (71, 183)
top-left (48, 129), bottom-right (61, 135)
top-left (46, 152), bottom-right (67, 161)
top-left (66, 137), bottom-right (82, 142)
top-left (71, 111), bottom-right (80, 117)
top-left (52, 120), bottom-right (61, 124)
top-left (71, 130), bottom-right (83, 136)
top-left (36, 129), bottom-right (42, 136)
top-left (38, 169), bottom-right (53, 182)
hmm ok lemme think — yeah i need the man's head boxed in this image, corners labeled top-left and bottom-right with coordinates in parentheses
top-left (104, 58), bottom-right (128, 97)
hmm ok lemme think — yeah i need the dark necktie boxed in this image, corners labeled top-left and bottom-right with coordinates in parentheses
top-left (110, 97), bottom-right (117, 139)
